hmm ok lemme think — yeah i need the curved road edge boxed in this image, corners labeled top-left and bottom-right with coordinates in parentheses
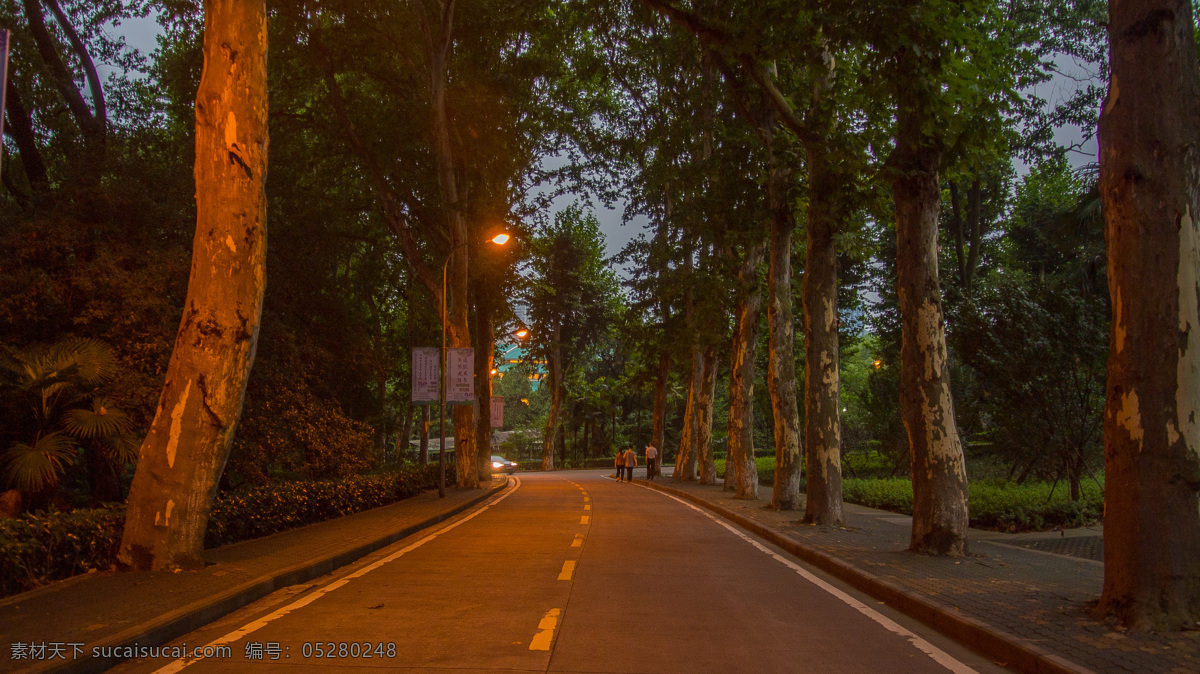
top-left (631, 477), bottom-right (1090, 674)
top-left (51, 477), bottom-right (511, 674)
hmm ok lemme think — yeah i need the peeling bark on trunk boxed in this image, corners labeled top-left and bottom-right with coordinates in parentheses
top-left (676, 345), bottom-right (702, 482)
top-left (766, 145), bottom-right (803, 510)
top-left (1093, 0), bottom-right (1200, 630)
top-left (893, 84), bottom-right (969, 556)
top-left (117, 0), bottom-right (267, 571)
top-left (474, 303), bottom-right (494, 484)
top-left (541, 330), bottom-right (562, 471)
top-left (727, 240), bottom-right (765, 498)
top-left (697, 346), bottom-right (719, 485)
top-left (802, 142), bottom-right (844, 526)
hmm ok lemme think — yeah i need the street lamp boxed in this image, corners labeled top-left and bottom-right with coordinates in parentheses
top-left (438, 233), bottom-right (510, 497)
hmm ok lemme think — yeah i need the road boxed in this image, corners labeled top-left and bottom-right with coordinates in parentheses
top-left (114, 471), bottom-right (1002, 673)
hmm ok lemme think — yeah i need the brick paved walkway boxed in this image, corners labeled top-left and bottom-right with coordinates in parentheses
top-left (0, 481), bottom-right (504, 673)
top-left (644, 476), bottom-right (1198, 674)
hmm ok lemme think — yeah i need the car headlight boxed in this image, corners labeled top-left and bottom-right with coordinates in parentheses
top-left (492, 462), bottom-right (503, 468)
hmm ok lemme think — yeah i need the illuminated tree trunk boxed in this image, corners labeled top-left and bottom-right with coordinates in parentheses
top-left (697, 346), bottom-right (719, 485)
top-left (766, 145), bottom-right (803, 510)
top-left (541, 327), bottom-right (562, 470)
top-left (676, 345), bottom-right (702, 481)
top-left (1094, 0), bottom-right (1200, 630)
top-left (727, 240), bottom-right (765, 498)
top-left (802, 142), bottom-right (844, 526)
top-left (117, 0), bottom-right (267, 571)
top-left (893, 62), bottom-right (969, 555)
top-left (474, 301), bottom-right (495, 483)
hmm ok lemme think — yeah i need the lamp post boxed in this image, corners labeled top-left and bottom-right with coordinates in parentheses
top-left (438, 233), bottom-right (510, 497)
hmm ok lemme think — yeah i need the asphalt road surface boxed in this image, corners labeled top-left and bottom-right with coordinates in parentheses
top-left (113, 471), bottom-right (1003, 673)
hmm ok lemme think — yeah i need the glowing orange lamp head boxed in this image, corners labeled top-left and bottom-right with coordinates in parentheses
top-left (491, 233), bottom-right (510, 245)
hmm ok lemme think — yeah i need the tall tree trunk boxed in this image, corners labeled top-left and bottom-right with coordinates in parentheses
top-left (541, 331), bottom-right (562, 470)
top-left (652, 350), bottom-right (669, 459)
top-left (419, 405), bottom-right (430, 465)
top-left (676, 345), bottom-right (702, 481)
top-left (1093, 0), bottom-right (1200, 630)
top-left (802, 141), bottom-right (844, 526)
top-left (697, 346), bottom-right (719, 485)
top-left (727, 239), bottom-right (765, 498)
top-left (766, 144), bottom-right (803, 510)
top-left (420, 0), bottom-right (474, 487)
top-left (893, 69), bottom-right (969, 556)
top-left (117, 0), bottom-right (267, 571)
top-left (474, 300), bottom-right (495, 484)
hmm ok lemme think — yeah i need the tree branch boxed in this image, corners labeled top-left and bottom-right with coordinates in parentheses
top-left (312, 30), bottom-right (444, 311)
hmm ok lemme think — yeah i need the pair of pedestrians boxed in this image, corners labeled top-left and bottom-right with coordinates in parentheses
top-left (614, 444), bottom-right (659, 482)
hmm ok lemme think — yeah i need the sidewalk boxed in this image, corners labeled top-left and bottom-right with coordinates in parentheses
top-left (636, 473), bottom-right (1197, 674)
top-left (0, 478), bottom-right (507, 674)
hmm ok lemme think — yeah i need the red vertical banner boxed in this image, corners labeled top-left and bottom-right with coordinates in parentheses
top-left (490, 396), bottom-right (503, 428)
top-left (0, 29), bottom-right (10, 184)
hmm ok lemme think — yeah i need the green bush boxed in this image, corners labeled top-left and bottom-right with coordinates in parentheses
top-left (716, 455), bottom-right (1103, 532)
top-left (205, 463), bottom-right (444, 546)
top-left (0, 463), bottom-right (445, 597)
top-left (0, 506), bottom-right (125, 597)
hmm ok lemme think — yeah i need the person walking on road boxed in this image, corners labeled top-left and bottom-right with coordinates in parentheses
top-left (614, 449), bottom-right (626, 481)
top-left (644, 444), bottom-right (658, 480)
top-left (622, 446), bottom-right (638, 482)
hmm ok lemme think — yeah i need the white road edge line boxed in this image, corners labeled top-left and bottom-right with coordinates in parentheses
top-left (152, 476), bottom-right (522, 674)
top-left (645, 486), bottom-right (977, 674)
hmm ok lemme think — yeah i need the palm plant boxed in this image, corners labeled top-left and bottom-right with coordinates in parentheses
top-left (0, 338), bottom-right (135, 499)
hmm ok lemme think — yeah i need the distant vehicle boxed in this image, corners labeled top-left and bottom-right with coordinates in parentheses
top-left (490, 455), bottom-right (518, 474)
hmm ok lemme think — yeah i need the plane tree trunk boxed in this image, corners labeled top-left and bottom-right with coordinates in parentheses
top-left (892, 57), bottom-right (969, 555)
top-left (766, 143), bottom-right (803, 510)
top-left (117, 0), bottom-right (268, 571)
top-left (676, 345), bottom-right (702, 481)
top-left (697, 346), bottom-right (719, 485)
top-left (727, 239), bottom-right (765, 498)
top-left (474, 298), bottom-right (495, 484)
top-left (1093, 0), bottom-right (1200, 630)
top-left (802, 140), bottom-right (844, 526)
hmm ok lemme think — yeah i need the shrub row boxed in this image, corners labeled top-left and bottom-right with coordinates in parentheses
top-left (840, 477), bottom-right (1104, 531)
top-left (0, 463), bottom-right (446, 597)
top-left (712, 458), bottom-right (1103, 532)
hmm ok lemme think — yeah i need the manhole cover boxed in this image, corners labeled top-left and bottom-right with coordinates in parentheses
top-left (1011, 535), bottom-right (1103, 562)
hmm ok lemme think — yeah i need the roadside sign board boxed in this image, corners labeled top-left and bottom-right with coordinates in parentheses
top-left (447, 347), bottom-right (474, 404)
top-left (411, 347), bottom-right (439, 403)
top-left (490, 396), bottom-right (503, 428)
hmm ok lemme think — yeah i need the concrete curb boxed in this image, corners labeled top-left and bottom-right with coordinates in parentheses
top-left (635, 479), bottom-right (1091, 674)
top-left (38, 478), bottom-right (510, 674)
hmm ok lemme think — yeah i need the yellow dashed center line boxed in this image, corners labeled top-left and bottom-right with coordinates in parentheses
top-left (558, 560), bottom-right (576, 581)
top-left (580, 515), bottom-right (589, 525)
top-left (529, 608), bottom-right (560, 651)
top-left (571, 535), bottom-right (583, 548)
top-left (584, 504), bottom-right (591, 510)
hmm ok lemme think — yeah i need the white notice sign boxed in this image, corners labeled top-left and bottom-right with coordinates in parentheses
top-left (490, 396), bottom-right (503, 428)
top-left (447, 348), bottom-right (475, 403)
top-left (411, 347), bottom-right (439, 403)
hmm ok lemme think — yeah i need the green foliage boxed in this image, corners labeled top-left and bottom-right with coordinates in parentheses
top-left (0, 506), bottom-right (125, 597)
top-left (0, 338), bottom-right (136, 496)
top-left (205, 464), bottom-right (444, 547)
top-left (841, 477), bottom-right (1103, 532)
top-left (0, 463), bottom-right (445, 597)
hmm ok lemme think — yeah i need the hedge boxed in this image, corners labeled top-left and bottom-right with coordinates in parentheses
top-left (0, 463), bottom-right (446, 598)
top-left (714, 458), bottom-right (1104, 532)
